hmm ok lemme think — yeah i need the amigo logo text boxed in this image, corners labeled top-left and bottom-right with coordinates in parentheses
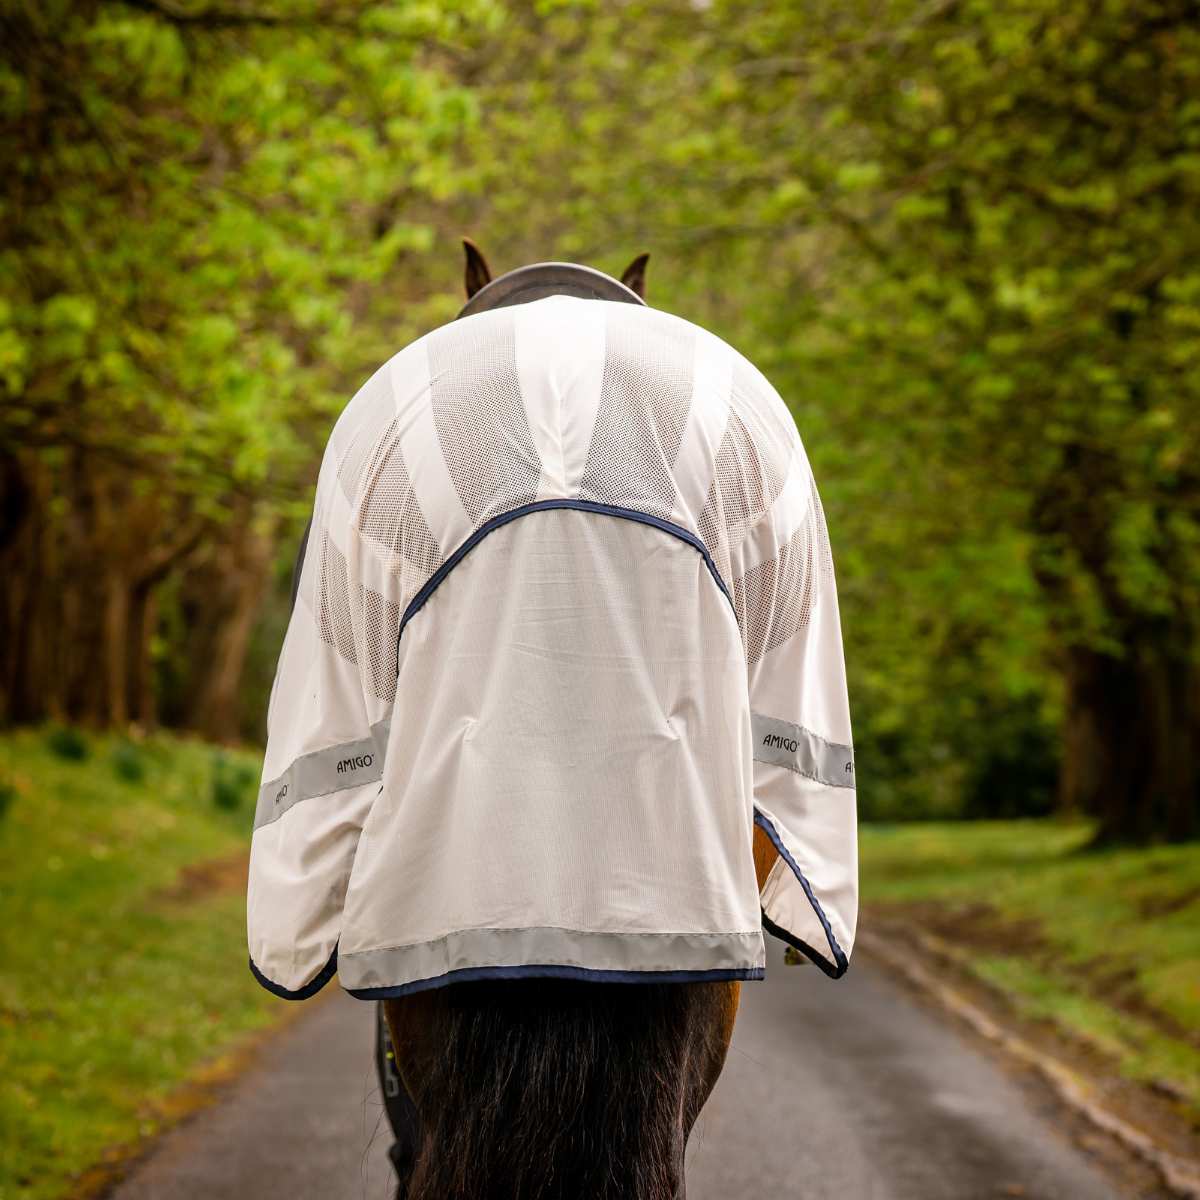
top-left (762, 732), bottom-right (799, 754)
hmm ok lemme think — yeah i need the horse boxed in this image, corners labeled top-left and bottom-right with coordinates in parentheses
top-left (369, 241), bottom-right (783, 1200)
top-left (270, 237), bottom-right (845, 1198)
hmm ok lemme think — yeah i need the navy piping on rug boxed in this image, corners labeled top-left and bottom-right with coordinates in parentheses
top-left (346, 963), bottom-right (766, 1000)
top-left (248, 947), bottom-right (339, 1001)
top-left (395, 498), bottom-right (736, 674)
top-left (247, 947), bottom-right (765, 1002)
top-left (753, 809), bottom-right (848, 979)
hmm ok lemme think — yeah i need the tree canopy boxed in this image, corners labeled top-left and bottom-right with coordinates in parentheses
top-left (2, 0), bottom-right (1196, 842)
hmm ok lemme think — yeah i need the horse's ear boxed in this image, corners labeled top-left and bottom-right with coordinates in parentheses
top-left (620, 252), bottom-right (649, 300)
top-left (462, 237), bottom-right (493, 300)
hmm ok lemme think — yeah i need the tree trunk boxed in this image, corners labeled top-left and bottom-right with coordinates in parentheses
top-left (128, 582), bottom-right (158, 729)
top-left (0, 453), bottom-right (38, 724)
top-left (193, 572), bottom-right (263, 743)
top-left (1034, 437), bottom-right (1200, 846)
top-left (1061, 641), bottom-right (1199, 845)
top-left (104, 570), bottom-right (131, 727)
top-left (0, 442), bottom-right (212, 733)
top-left (185, 511), bottom-right (276, 743)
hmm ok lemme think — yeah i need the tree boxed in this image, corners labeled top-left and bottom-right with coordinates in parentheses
top-left (6, 0), bottom-right (1195, 844)
top-left (681, 0), bottom-right (1200, 842)
top-left (0, 0), bottom-right (497, 731)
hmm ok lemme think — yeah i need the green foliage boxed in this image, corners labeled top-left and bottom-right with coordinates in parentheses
top-left (2, 1), bottom-right (501, 505)
top-left (960, 703), bottom-right (1059, 820)
top-left (5, 0), bottom-right (1198, 831)
top-left (210, 750), bottom-right (257, 813)
top-left (110, 739), bottom-right (146, 784)
top-left (0, 0), bottom-right (502, 736)
top-left (44, 725), bottom-right (89, 762)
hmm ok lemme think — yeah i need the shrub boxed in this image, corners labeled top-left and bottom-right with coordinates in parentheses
top-left (45, 725), bottom-right (89, 761)
top-left (210, 752), bottom-right (257, 812)
top-left (853, 691), bottom-right (1060, 822)
top-left (961, 704), bottom-right (1059, 820)
top-left (111, 740), bottom-right (146, 784)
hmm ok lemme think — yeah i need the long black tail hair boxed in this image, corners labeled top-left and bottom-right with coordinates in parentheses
top-left (390, 977), bottom-right (736, 1200)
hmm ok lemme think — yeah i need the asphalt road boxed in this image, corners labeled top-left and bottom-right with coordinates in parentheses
top-left (110, 953), bottom-right (1127, 1200)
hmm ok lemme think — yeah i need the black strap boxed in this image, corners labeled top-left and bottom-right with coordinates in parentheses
top-left (375, 1001), bottom-right (421, 1193)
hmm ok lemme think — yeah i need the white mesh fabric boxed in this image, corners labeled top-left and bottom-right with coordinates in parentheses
top-left (249, 294), bottom-right (857, 997)
top-left (576, 305), bottom-right (693, 518)
top-left (427, 312), bottom-right (542, 524)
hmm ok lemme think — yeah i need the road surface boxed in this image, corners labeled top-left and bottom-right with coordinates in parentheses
top-left (110, 953), bottom-right (1129, 1200)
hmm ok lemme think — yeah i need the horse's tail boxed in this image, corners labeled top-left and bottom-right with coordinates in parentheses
top-left (388, 977), bottom-right (738, 1200)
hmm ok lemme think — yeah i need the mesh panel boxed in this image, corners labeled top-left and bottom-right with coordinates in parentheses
top-left (696, 406), bottom-right (776, 637)
top-left (733, 473), bottom-right (835, 666)
top-left (336, 412), bottom-right (384, 503)
top-left (704, 409), bottom-right (772, 541)
top-left (730, 356), bottom-right (796, 488)
top-left (808, 470), bottom-right (836, 584)
top-left (737, 521), bottom-right (814, 666)
top-left (576, 305), bottom-right (694, 520)
top-left (361, 587), bottom-right (401, 702)
top-left (427, 311), bottom-right (542, 525)
top-left (316, 532), bottom-right (358, 665)
top-left (315, 298), bottom-right (807, 699)
top-left (324, 414), bottom-right (443, 700)
top-left (355, 418), bottom-right (442, 577)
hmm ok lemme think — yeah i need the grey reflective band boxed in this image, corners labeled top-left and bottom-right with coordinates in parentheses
top-left (338, 927), bottom-right (766, 993)
top-left (751, 711), bottom-right (855, 789)
top-left (254, 717), bottom-right (390, 830)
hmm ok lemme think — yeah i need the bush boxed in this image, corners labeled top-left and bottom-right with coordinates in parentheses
top-left (45, 725), bottom-right (89, 761)
top-left (852, 721), bottom-right (967, 823)
top-left (210, 751), bottom-right (257, 812)
top-left (853, 693), bottom-right (1060, 822)
top-left (0, 781), bottom-right (14, 822)
top-left (961, 703), bottom-right (1059, 820)
top-left (110, 740), bottom-right (146, 784)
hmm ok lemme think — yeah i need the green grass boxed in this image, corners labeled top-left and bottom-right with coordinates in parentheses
top-left (0, 727), bottom-right (281, 1200)
top-left (861, 820), bottom-right (1200, 1120)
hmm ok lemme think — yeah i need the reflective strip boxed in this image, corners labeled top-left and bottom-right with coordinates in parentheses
top-left (751, 710), bottom-right (854, 789)
top-left (254, 717), bottom-right (390, 830)
top-left (338, 927), bottom-right (766, 992)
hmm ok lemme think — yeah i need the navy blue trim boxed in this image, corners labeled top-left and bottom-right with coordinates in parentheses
top-left (761, 911), bottom-right (845, 981)
top-left (396, 499), bottom-right (735, 674)
top-left (346, 962), bottom-right (765, 1001)
top-left (753, 810), bottom-right (849, 980)
top-left (248, 946), bottom-right (339, 1001)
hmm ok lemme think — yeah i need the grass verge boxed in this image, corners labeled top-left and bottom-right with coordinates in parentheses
top-left (860, 820), bottom-right (1200, 1126)
top-left (0, 726), bottom-right (282, 1200)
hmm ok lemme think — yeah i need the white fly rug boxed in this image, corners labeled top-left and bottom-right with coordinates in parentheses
top-left (247, 294), bottom-right (857, 1000)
